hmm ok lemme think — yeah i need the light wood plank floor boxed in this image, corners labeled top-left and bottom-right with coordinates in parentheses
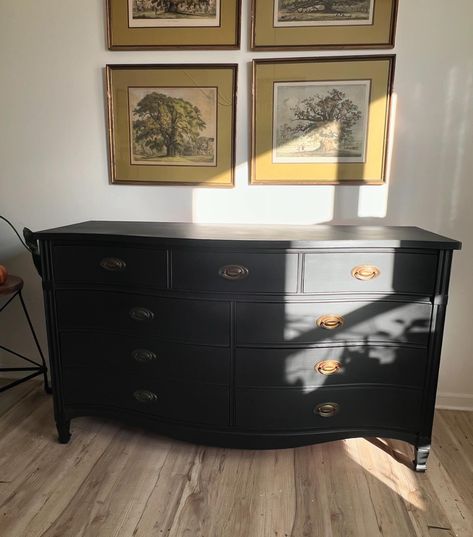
top-left (0, 380), bottom-right (472, 537)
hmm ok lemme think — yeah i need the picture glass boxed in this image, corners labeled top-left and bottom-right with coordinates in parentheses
top-left (273, 80), bottom-right (371, 164)
top-left (107, 64), bottom-right (236, 186)
top-left (251, 56), bottom-right (394, 184)
top-left (129, 0), bottom-right (221, 27)
top-left (274, 0), bottom-right (374, 27)
top-left (129, 86), bottom-right (217, 167)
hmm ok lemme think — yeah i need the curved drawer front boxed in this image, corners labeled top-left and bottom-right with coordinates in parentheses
top-left (172, 251), bottom-right (298, 293)
top-left (236, 386), bottom-right (422, 431)
top-left (53, 245), bottom-right (167, 288)
top-left (56, 290), bottom-right (230, 346)
top-left (236, 300), bottom-right (432, 347)
top-left (62, 373), bottom-right (229, 427)
top-left (60, 332), bottom-right (229, 384)
top-left (304, 252), bottom-right (437, 295)
top-left (236, 346), bottom-right (428, 389)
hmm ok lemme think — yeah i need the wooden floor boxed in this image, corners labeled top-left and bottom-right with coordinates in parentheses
top-left (0, 382), bottom-right (472, 537)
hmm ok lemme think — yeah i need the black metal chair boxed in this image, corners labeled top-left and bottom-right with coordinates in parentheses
top-left (0, 274), bottom-right (51, 393)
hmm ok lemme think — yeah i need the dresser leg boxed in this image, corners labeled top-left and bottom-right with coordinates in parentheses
top-left (57, 420), bottom-right (71, 444)
top-left (414, 444), bottom-right (431, 472)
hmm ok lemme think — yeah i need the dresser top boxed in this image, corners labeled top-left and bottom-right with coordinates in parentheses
top-left (34, 221), bottom-right (461, 250)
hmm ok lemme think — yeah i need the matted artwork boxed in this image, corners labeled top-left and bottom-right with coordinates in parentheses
top-left (251, 0), bottom-right (398, 50)
top-left (107, 0), bottom-right (240, 49)
top-left (107, 64), bottom-right (237, 186)
top-left (274, 0), bottom-right (374, 27)
top-left (129, 0), bottom-right (220, 27)
top-left (129, 86), bottom-right (218, 167)
top-left (251, 56), bottom-right (395, 185)
top-left (273, 80), bottom-right (371, 164)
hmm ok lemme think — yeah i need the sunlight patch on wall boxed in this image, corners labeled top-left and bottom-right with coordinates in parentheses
top-left (357, 185), bottom-right (389, 218)
top-left (357, 93), bottom-right (397, 218)
top-left (192, 163), bottom-right (335, 224)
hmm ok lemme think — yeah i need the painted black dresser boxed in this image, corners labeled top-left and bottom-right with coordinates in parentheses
top-left (34, 222), bottom-right (461, 471)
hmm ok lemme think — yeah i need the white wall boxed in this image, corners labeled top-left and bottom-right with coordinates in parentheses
top-left (1, 1), bottom-right (472, 408)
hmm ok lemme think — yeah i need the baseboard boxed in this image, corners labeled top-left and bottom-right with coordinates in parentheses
top-left (436, 392), bottom-right (473, 411)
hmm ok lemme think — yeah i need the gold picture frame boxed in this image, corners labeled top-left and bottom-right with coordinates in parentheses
top-left (107, 0), bottom-right (241, 49)
top-left (107, 64), bottom-right (237, 187)
top-left (251, 0), bottom-right (398, 50)
top-left (251, 56), bottom-right (395, 185)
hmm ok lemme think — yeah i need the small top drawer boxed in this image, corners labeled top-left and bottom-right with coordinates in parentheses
top-left (304, 252), bottom-right (437, 295)
top-left (172, 251), bottom-right (298, 294)
top-left (52, 245), bottom-right (167, 288)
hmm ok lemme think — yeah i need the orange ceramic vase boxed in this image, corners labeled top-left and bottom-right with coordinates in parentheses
top-left (0, 265), bottom-right (8, 284)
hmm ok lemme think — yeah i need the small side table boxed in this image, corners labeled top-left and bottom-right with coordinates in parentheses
top-left (0, 275), bottom-right (51, 394)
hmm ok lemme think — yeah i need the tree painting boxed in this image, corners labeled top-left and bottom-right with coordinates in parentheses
top-left (130, 0), bottom-right (219, 27)
top-left (273, 81), bottom-right (370, 163)
top-left (275, 0), bottom-right (373, 26)
top-left (129, 87), bottom-right (217, 166)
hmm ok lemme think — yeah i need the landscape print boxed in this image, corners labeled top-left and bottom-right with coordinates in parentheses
top-left (273, 80), bottom-right (371, 163)
top-left (129, 87), bottom-right (217, 166)
top-left (129, 0), bottom-right (220, 27)
top-left (274, 0), bottom-right (374, 26)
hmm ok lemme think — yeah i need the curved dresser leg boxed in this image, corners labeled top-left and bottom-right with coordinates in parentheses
top-left (44, 372), bottom-right (52, 394)
top-left (57, 420), bottom-right (71, 444)
top-left (414, 444), bottom-right (431, 472)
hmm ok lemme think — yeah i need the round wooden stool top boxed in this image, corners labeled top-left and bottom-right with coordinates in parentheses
top-left (0, 275), bottom-right (24, 296)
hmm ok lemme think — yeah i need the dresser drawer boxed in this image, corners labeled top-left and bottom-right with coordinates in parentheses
top-left (60, 332), bottom-right (229, 384)
top-left (236, 300), bottom-right (432, 346)
top-left (304, 252), bottom-right (437, 295)
top-left (236, 386), bottom-right (422, 431)
top-left (53, 245), bottom-right (167, 288)
top-left (236, 346), bottom-right (428, 389)
top-left (56, 290), bottom-right (230, 346)
top-left (62, 372), bottom-right (229, 426)
top-left (172, 251), bottom-right (298, 293)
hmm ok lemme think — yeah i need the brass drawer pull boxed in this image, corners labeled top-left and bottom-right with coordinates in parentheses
top-left (99, 257), bottom-right (127, 272)
top-left (314, 402), bottom-right (340, 418)
top-left (316, 314), bottom-right (344, 330)
top-left (219, 264), bottom-right (249, 281)
top-left (129, 307), bottom-right (155, 322)
top-left (131, 349), bottom-right (157, 363)
top-left (315, 360), bottom-right (342, 376)
top-left (133, 389), bottom-right (158, 403)
top-left (351, 265), bottom-right (381, 281)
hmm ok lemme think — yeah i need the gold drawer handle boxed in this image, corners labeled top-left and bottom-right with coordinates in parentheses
top-left (314, 402), bottom-right (340, 418)
top-left (316, 314), bottom-right (344, 330)
top-left (351, 265), bottom-right (381, 281)
top-left (219, 264), bottom-right (249, 281)
top-left (314, 360), bottom-right (342, 376)
top-left (131, 349), bottom-right (157, 363)
top-left (99, 257), bottom-right (127, 272)
top-left (133, 389), bottom-right (158, 403)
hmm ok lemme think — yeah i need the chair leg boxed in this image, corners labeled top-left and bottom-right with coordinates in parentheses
top-left (18, 290), bottom-right (51, 394)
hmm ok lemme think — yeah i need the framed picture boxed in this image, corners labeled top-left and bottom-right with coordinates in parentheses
top-left (107, 0), bottom-right (241, 49)
top-left (251, 0), bottom-right (398, 50)
top-left (251, 56), bottom-right (395, 185)
top-left (106, 64), bottom-right (237, 186)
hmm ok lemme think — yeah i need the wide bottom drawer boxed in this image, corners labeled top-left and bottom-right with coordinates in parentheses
top-left (236, 386), bottom-right (422, 431)
top-left (62, 372), bottom-right (229, 427)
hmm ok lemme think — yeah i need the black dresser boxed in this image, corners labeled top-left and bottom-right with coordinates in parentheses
top-left (34, 222), bottom-right (461, 471)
